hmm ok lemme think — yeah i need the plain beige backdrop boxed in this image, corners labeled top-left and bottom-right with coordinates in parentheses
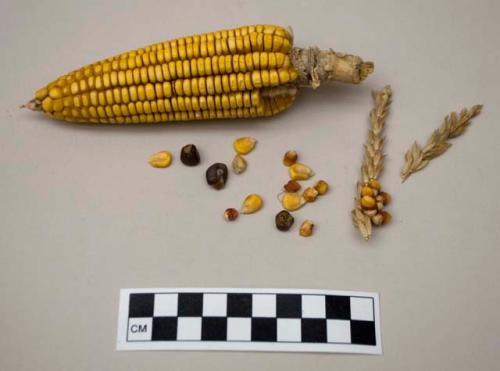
top-left (1, 0), bottom-right (499, 370)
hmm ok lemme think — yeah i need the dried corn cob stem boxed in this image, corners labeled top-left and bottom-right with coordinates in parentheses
top-left (25, 24), bottom-right (373, 124)
top-left (352, 86), bottom-right (392, 241)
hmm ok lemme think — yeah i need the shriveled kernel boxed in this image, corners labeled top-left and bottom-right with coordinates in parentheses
top-left (275, 210), bottom-right (294, 231)
top-left (240, 194), bottom-right (263, 214)
top-left (379, 191), bottom-right (391, 205)
top-left (148, 150), bottom-right (172, 168)
top-left (371, 213), bottom-right (384, 226)
top-left (232, 154), bottom-right (247, 174)
top-left (224, 208), bottom-right (239, 221)
top-left (360, 195), bottom-right (377, 210)
top-left (314, 180), bottom-right (329, 195)
top-left (284, 180), bottom-right (301, 193)
top-left (206, 163), bottom-right (228, 190)
top-left (381, 211), bottom-right (392, 224)
top-left (281, 192), bottom-right (306, 211)
top-left (303, 187), bottom-right (319, 202)
top-left (282, 150), bottom-right (298, 166)
top-left (233, 136), bottom-right (257, 155)
top-left (299, 220), bottom-right (314, 237)
top-left (180, 144), bottom-right (200, 166)
top-left (289, 163), bottom-right (314, 181)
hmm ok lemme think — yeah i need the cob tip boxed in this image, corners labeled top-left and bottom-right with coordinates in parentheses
top-left (20, 99), bottom-right (41, 111)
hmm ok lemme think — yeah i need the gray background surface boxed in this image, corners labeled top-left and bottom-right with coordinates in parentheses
top-left (1, 0), bottom-right (499, 370)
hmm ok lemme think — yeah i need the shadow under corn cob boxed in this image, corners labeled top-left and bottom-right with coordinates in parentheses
top-left (26, 24), bottom-right (374, 124)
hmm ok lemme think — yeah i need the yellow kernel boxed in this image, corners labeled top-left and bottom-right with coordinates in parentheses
top-left (289, 163), bottom-right (314, 181)
top-left (303, 187), bottom-right (319, 202)
top-left (278, 69), bottom-right (290, 84)
top-left (49, 87), bottom-right (62, 99)
top-left (361, 186), bottom-right (374, 197)
top-left (299, 220), bottom-right (314, 237)
top-left (360, 195), bottom-right (377, 210)
top-left (42, 97), bottom-right (53, 112)
top-left (281, 192), bottom-right (306, 211)
top-left (35, 87), bottom-right (48, 100)
top-left (369, 179), bottom-right (381, 191)
top-left (240, 194), bottom-right (263, 214)
top-left (314, 180), bottom-right (329, 195)
top-left (148, 150), bottom-right (172, 168)
top-left (233, 137), bottom-right (257, 155)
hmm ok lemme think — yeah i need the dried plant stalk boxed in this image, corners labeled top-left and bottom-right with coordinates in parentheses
top-left (400, 105), bottom-right (483, 182)
top-left (352, 86), bottom-right (393, 241)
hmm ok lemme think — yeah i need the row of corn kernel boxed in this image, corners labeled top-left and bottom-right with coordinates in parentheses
top-left (55, 89), bottom-right (261, 110)
top-left (47, 95), bottom-right (293, 123)
top-left (170, 69), bottom-right (296, 96)
top-left (43, 91), bottom-right (261, 116)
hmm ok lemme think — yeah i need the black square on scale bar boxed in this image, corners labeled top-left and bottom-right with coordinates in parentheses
top-left (227, 294), bottom-right (252, 317)
top-left (276, 294), bottom-right (302, 318)
top-left (129, 293), bottom-right (154, 318)
top-left (251, 318), bottom-right (277, 342)
top-left (178, 293), bottom-right (203, 317)
top-left (152, 317), bottom-right (177, 341)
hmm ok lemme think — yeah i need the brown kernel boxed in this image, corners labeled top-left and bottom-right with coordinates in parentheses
top-left (275, 210), bottom-right (294, 231)
top-left (303, 187), bottom-right (319, 202)
top-left (381, 211), bottom-right (392, 224)
top-left (283, 150), bottom-right (298, 167)
top-left (224, 208), bottom-right (239, 221)
top-left (360, 195), bottom-right (376, 209)
top-left (284, 180), bottom-right (301, 193)
top-left (380, 191), bottom-right (391, 205)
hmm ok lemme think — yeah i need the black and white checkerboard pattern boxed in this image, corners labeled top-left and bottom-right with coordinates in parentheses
top-left (117, 289), bottom-right (381, 353)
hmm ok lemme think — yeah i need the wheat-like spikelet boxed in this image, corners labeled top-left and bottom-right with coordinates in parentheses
top-left (400, 104), bottom-right (483, 182)
top-left (352, 86), bottom-right (393, 241)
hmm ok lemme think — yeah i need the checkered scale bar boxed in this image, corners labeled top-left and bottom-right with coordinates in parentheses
top-left (117, 288), bottom-right (381, 354)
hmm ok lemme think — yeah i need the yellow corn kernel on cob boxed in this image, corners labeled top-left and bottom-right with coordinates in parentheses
top-left (26, 24), bottom-right (374, 124)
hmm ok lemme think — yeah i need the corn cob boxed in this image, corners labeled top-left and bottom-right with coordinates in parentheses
top-left (25, 24), bottom-right (374, 124)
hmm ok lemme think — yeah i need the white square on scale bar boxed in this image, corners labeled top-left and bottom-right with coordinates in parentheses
top-left (277, 319), bottom-right (301, 342)
top-left (127, 318), bottom-right (152, 341)
top-left (153, 294), bottom-right (178, 317)
top-left (252, 294), bottom-right (276, 317)
top-left (203, 294), bottom-right (227, 317)
top-left (350, 297), bottom-right (374, 321)
top-left (177, 317), bottom-right (202, 340)
top-left (227, 318), bottom-right (251, 341)
top-left (302, 295), bottom-right (326, 318)
top-left (327, 319), bottom-right (351, 343)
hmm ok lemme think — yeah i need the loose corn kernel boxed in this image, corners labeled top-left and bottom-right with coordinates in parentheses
top-left (148, 150), bottom-right (172, 168)
top-left (240, 194), bottom-right (263, 214)
top-left (232, 154), bottom-right (247, 174)
top-left (233, 136), bottom-right (257, 155)
top-left (281, 192), bottom-right (306, 211)
top-left (299, 220), bottom-right (314, 237)
top-left (282, 150), bottom-right (298, 166)
top-left (303, 187), bottom-right (319, 202)
top-left (314, 180), bottom-right (329, 195)
top-left (289, 163), bottom-right (314, 181)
